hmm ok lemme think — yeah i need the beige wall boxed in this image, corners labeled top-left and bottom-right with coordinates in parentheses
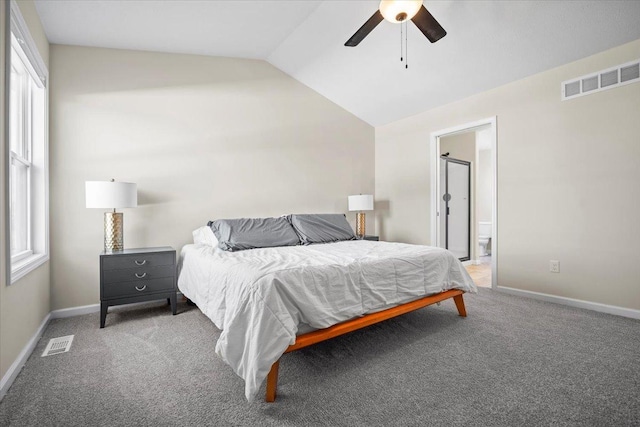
top-left (0, 0), bottom-right (50, 382)
top-left (440, 132), bottom-right (476, 163)
top-left (49, 45), bottom-right (375, 310)
top-left (376, 39), bottom-right (640, 310)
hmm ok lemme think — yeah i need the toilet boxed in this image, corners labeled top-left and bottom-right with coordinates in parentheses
top-left (478, 222), bottom-right (492, 256)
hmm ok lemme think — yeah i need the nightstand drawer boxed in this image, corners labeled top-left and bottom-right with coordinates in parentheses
top-left (102, 277), bottom-right (175, 299)
top-left (102, 252), bottom-right (174, 270)
top-left (102, 265), bottom-right (175, 285)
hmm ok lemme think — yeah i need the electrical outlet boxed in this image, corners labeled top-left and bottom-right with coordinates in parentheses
top-left (550, 260), bottom-right (560, 273)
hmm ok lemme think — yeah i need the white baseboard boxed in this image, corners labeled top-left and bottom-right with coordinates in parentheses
top-left (50, 303), bottom-right (100, 319)
top-left (0, 312), bottom-right (51, 401)
top-left (49, 293), bottom-right (185, 319)
top-left (496, 286), bottom-right (640, 320)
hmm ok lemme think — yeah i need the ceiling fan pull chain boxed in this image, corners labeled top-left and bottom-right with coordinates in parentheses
top-left (405, 21), bottom-right (409, 69)
top-left (400, 22), bottom-right (403, 62)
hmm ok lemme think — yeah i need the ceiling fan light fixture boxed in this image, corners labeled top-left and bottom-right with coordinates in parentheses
top-left (379, 0), bottom-right (422, 23)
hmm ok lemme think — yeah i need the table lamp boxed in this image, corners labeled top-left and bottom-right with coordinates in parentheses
top-left (86, 179), bottom-right (137, 252)
top-left (348, 194), bottom-right (374, 238)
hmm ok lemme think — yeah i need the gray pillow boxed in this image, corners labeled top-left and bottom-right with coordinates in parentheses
top-left (208, 217), bottom-right (300, 252)
top-left (287, 214), bottom-right (355, 245)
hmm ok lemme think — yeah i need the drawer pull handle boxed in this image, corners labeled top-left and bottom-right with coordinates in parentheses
top-left (134, 260), bottom-right (147, 266)
top-left (135, 285), bottom-right (147, 292)
top-left (135, 273), bottom-right (147, 279)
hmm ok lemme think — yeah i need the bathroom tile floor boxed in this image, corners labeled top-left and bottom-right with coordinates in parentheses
top-left (466, 256), bottom-right (491, 287)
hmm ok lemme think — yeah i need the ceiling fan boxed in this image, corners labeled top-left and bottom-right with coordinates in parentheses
top-left (345, 0), bottom-right (446, 47)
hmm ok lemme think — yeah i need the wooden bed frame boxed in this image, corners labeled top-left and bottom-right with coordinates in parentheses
top-left (265, 289), bottom-right (467, 402)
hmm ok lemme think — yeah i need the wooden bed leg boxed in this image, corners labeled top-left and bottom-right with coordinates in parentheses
top-left (265, 360), bottom-right (280, 402)
top-left (453, 294), bottom-right (467, 317)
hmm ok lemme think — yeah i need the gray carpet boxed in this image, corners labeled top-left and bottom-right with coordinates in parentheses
top-left (1, 288), bottom-right (639, 426)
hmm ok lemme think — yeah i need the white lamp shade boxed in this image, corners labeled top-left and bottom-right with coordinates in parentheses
top-left (379, 0), bottom-right (422, 23)
top-left (348, 194), bottom-right (374, 211)
top-left (86, 181), bottom-right (137, 209)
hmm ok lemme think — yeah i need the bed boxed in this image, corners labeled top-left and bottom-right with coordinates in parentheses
top-left (178, 231), bottom-right (476, 402)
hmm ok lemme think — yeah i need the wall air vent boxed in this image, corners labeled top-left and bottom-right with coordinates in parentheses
top-left (620, 62), bottom-right (640, 82)
top-left (581, 75), bottom-right (598, 92)
top-left (564, 81), bottom-right (580, 97)
top-left (561, 59), bottom-right (640, 101)
top-left (600, 69), bottom-right (618, 88)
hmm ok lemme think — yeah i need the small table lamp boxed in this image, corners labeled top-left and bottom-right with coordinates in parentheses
top-left (348, 194), bottom-right (374, 238)
top-left (86, 179), bottom-right (137, 252)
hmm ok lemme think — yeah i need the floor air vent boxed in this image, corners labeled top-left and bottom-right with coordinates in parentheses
top-left (562, 59), bottom-right (640, 100)
top-left (41, 335), bottom-right (74, 357)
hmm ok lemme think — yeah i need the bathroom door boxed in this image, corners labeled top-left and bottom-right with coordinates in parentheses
top-left (440, 156), bottom-right (471, 261)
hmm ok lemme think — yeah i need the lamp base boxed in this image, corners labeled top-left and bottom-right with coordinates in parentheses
top-left (104, 212), bottom-right (123, 252)
top-left (356, 212), bottom-right (366, 238)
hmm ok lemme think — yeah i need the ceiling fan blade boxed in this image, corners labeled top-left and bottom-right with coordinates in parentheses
top-left (411, 5), bottom-right (446, 43)
top-left (345, 10), bottom-right (384, 47)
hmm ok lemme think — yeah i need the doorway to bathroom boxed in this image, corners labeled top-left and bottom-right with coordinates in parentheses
top-left (430, 117), bottom-right (497, 288)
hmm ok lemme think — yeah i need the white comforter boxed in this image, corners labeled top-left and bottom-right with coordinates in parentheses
top-left (178, 240), bottom-right (476, 402)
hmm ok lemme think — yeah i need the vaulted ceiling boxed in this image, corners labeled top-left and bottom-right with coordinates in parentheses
top-left (35, 0), bottom-right (640, 126)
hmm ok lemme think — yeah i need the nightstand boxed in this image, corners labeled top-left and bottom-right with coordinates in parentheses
top-left (362, 235), bottom-right (379, 241)
top-left (100, 246), bottom-right (177, 328)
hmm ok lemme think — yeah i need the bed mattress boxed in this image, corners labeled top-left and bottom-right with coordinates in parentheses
top-left (178, 240), bottom-right (476, 401)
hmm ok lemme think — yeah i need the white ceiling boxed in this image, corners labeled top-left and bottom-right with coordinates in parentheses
top-left (35, 0), bottom-right (640, 126)
top-left (34, 0), bottom-right (323, 59)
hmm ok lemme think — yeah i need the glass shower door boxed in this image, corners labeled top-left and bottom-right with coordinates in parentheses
top-left (440, 157), bottom-right (471, 261)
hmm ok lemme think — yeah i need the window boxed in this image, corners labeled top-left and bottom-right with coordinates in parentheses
top-left (10, 37), bottom-right (33, 262)
top-left (8, 1), bottom-right (48, 283)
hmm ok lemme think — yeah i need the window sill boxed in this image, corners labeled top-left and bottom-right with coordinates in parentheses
top-left (11, 253), bottom-right (49, 284)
